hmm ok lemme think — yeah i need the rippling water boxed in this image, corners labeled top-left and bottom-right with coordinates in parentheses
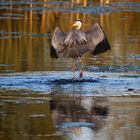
top-left (0, 92), bottom-right (140, 140)
top-left (0, 0), bottom-right (140, 140)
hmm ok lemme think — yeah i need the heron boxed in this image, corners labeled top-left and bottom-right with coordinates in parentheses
top-left (50, 19), bottom-right (111, 78)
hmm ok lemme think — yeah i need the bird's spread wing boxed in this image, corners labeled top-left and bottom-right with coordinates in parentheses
top-left (51, 24), bottom-right (111, 58)
top-left (51, 27), bottom-right (88, 58)
top-left (85, 23), bottom-right (111, 55)
top-left (51, 27), bottom-right (67, 58)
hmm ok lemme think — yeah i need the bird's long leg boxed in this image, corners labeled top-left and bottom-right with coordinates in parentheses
top-left (72, 59), bottom-right (76, 79)
top-left (78, 57), bottom-right (83, 78)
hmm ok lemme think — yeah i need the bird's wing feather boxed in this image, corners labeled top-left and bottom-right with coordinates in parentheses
top-left (85, 23), bottom-right (111, 55)
top-left (64, 30), bottom-right (87, 47)
top-left (63, 30), bottom-right (89, 58)
top-left (51, 27), bottom-right (67, 57)
top-left (51, 24), bottom-right (111, 58)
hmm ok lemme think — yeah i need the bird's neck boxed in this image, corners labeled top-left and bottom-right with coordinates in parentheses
top-left (76, 27), bottom-right (81, 30)
top-left (76, 23), bottom-right (82, 30)
top-left (76, 28), bottom-right (80, 30)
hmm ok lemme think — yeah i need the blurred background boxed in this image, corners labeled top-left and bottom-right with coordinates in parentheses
top-left (0, 0), bottom-right (140, 73)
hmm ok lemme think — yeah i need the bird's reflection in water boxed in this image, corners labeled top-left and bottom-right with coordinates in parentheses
top-left (50, 95), bottom-right (109, 139)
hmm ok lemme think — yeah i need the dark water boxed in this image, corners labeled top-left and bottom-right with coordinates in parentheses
top-left (0, 0), bottom-right (140, 140)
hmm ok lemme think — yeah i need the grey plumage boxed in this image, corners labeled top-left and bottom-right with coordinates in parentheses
top-left (51, 23), bottom-right (111, 59)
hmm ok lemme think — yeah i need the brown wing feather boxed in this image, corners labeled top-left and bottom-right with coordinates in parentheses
top-left (85, 23), bottom-right (111, 55)
top-left (51, 27), bottom-right (67, 56)
top-left (63, 30), bottom-right (89, 58)
top-left (51, 23), bottom-right (111, 59)
top-left (51, 28), bottom-right (89, 58)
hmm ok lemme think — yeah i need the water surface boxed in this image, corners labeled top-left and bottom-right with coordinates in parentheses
top-left (0, 0), bottom-right (140, 140)
top-left (0, 92), bottom-right (140, 140)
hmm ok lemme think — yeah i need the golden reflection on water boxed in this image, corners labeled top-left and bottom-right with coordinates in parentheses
top-left (0, 0), bottom-right (140, 72)
top-left (0, 94), bottom-right (140, 140)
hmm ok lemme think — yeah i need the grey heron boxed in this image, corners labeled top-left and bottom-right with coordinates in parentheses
top-left (51, 19), bottom-right (111, 78)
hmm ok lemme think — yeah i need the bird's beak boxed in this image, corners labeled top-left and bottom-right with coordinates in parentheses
top-left (72, 22), bottom-right (78, 27)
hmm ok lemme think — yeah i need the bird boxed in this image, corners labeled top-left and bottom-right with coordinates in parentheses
top-left (50, 19), bottom-right (111, 79)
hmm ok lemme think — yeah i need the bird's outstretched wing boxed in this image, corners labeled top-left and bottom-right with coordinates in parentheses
top-left (85, 23), bottom-right (111, 55)
top-left (51, 27), bottom-right (67, 58)
top-left (51, 24), bottom-right (111, 58)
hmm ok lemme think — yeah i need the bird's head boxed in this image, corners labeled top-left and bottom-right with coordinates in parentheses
top-left (72, 19), bottom-right (82, 30)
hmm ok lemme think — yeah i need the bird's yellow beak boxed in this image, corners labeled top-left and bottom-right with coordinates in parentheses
top-left (72, 22), bottom-right (78, 27)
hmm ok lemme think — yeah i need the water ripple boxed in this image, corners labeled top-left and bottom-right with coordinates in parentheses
top-left (0, 72), bottom-right (140, 96)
